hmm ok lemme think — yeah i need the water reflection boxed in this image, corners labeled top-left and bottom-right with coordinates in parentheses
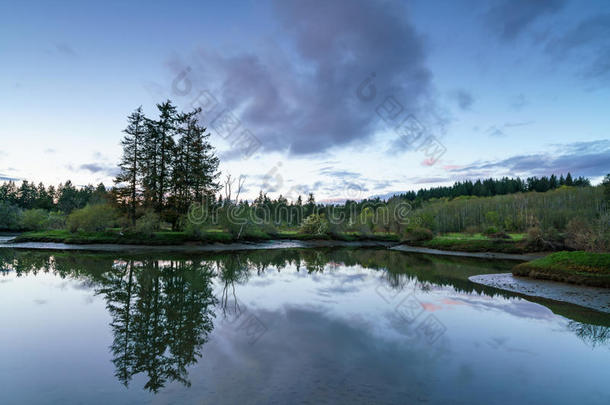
top-left (1, 247), bottom-right (609, 395)
top-left (100, 260), bottom-right (217, 392)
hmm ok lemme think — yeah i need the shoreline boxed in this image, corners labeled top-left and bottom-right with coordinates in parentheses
top-left (469, 273), bottom-right (610, 314)
top-left (390, 244), bottom-right (546, 261)
top-left (0, 239), bottom-right (395, 253)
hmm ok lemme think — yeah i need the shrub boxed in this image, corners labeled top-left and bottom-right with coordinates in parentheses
top-left (135, 210), bottom-right (160, 236)
top-left (20, 209), bottom-right (48, 231)
top-left (0, 202), bottom-right (22, 230)
top-left (66, 204), bottom-right (117, 233)
top-left (45, 211), bottom-right (66, 230)
top-left (300, 214), bottom-right (329, 236)
top-left (184, 221), bottom-right (207, 239)
top-left (483, 226), bottom-right (499, 236)
top-left (402, 227), bottom-right (434, 242)
top-left (464, 225), bottom-right (479, 235)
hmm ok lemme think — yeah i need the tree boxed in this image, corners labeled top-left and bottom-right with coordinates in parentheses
top-left (603, 174), bottom-right (610, 203)
top-left (115, 107), bottom-right (146, 226)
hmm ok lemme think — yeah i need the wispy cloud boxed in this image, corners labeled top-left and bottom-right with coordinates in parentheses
top-left (485, 0), bottom-right (565, 41)
top-left (446, 140), bottom-right (610, 178)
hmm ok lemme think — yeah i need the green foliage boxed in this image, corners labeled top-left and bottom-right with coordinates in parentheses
top-left (0, 201), bottom-right (22, 230)
top-left (20, 209), bottom-right (49, 231)
top-left (483, 226), bottom-right (499, 236)
top-left (66, 204), bottom-right (118, 233)
top-left (401, 227), bottom-right (433, 242)
top-left (484, 211), bottom-right (500, 227)
top-left (300, 214), bottom-right (329, 236)
top-left (45, 211), bottom-right (66, 230)
top-left (409, 186), bottom-right (605, 234)
top-left (135, 210), bottom-right (160, 236)
top-left (603, 174), bottom-right (610, 203)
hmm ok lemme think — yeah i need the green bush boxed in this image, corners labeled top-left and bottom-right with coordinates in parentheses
top-left (402, 227), bottom-right (434, 242)
top-left (45, 211), bottom-right (66, 230)
top-left (66, 204), bottom-right (117, 233)
top-left (300, 214), bottom-right (329, 236)
top-left (0, 202), bottom-right (22, 230)
top-left (483, 226), bottom-right (499, 236)
top-left (20, 209), bottom-right (49, 231)
top-left (135, 210), bottom-right (160, 236)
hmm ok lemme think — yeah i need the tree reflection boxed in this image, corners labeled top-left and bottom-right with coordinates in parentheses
top-left (567, 321), bottom-right (610, 348)
top-left (98, 259), bottom-right (217, 392)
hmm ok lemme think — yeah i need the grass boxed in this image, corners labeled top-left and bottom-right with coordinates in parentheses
top-left (12, 229), bottom-right (400, 245)
top-left (408, 232), bottom-right (530, 254)
top-left (438, 233), bottom-right (525, 241)
top-left (513, 251), bottom-right (610, 287)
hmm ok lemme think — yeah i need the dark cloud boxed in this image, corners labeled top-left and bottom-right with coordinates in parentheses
top-left (545, 14), bottom-right (610, 80)
top-left (447, 140), bottom-right (610, 178)
top-left (485, 0), bottom-right (565, 41)
top-left (452, 90), bottom-right (474, 111)
top-left (174, 0), bottom-right (433, 157)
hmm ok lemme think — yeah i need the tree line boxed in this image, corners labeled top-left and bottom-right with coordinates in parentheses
top-left (398, 173), bottom-right (589, 202)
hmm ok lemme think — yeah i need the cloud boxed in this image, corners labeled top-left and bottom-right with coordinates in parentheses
top-left (318, 167), bottom-right (361, 179)
top-left (75, 163), bottom-right (119, 177)
top-left (484, 121), bottom-right (534, 137)
top-left (446, 139), bottom-right (610, 178)
top-left (509, 94), bottom-right (528, 110)
top-left (545, 14), bottom-right (610, 80)
top-left (485, 0), bottom-right (565, 41)
top-left (173, 0), bottom-right (433, 158)
top-left (56, 43), bottom-right (78, 57)
top-left (451, 90), bottom-right (474, 111)
top-left (0, 174), bottom-right (20, 182)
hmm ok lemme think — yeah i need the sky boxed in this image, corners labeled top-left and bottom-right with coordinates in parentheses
top-left (1, 0), bottom-right (609, 201)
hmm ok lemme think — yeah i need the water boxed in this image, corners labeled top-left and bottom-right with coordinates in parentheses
top-left (0, 247), bottom-right (608, 404)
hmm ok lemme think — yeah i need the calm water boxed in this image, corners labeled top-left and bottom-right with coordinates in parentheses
top-left (0, 247), bottom-right (609, 404)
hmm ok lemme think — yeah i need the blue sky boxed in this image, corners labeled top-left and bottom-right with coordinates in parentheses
top-left (1, 0), bottom-right (608, 201)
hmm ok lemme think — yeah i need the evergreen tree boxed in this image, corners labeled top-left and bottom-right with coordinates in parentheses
top-left (115, 107), bottom-right (146, 226)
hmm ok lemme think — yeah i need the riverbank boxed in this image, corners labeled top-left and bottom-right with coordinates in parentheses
top-left (407, 233), bottom-right (540, 254)
top-left (11, 229), bottom-right (399, 245)
top-left (389, 244), bottom-right (545, 261)
top-left (0, 238), bottom-right (394, 253)
top-left (512, 251), bottom-right (610, 288)
top-left (469, 273), bottom-right (610, 313)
